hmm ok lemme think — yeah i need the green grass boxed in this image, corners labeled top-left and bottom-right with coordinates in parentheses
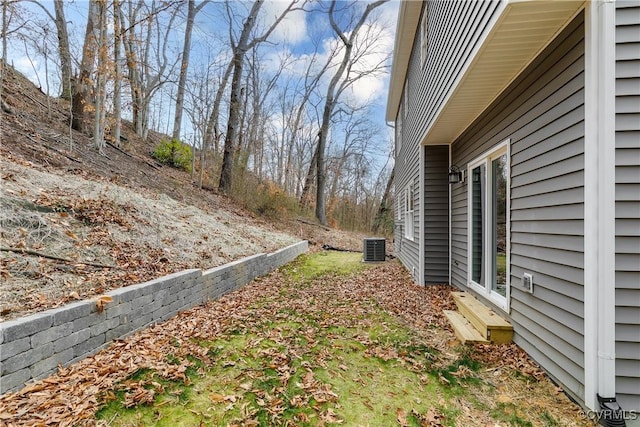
top-left (94, 251), bottom-right (574, 427)
top-left (491, 402), bottom-right (535, 427)
top-left (496, 252), bottom-right (507, 275)
top-left (96, 308), bottom-right (463, 425)
top-left (282, 251), bottom-right (366, 281)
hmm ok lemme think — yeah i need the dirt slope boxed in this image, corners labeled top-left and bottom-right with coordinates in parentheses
top-left (0, 65), bottom-right (369, 321)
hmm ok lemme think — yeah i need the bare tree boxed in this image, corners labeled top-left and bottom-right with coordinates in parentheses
top-left (374, 161), bottom-right (394, 233)
top-left (93, 0), bottom-right (108, 152)
top-left (312, 0), bottom-right (389, 225)
top-left (121, 0), bottom-right (179, 139)
top-left (52, 0), bottom-right (71, 100)
top-left (237, 47), bottom-right (286, 176)
top-left (185, 66), bottom-right (214, 187)
top-left (171, 0), bottom-right (209, 141)
top-left (284, 43), bottom-right (335, 195)
top-left (1, 0), bottom-right (9, 113)
top-left (17, 1), bottom-right (72, 100)
top-left (218, 0), bottom-right (301, 194)
top-left (202, 57), bottom-right (232, 155)
top-left (113, 0), bottom-right (122, 146)
top-left (326, 110), bottom-right (375, 209)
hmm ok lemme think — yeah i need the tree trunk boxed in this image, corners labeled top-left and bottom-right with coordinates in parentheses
top-left (113, 0), bottom-right (122, 147)
top-left (93, 0), bottom-right (108, 152)
top-left (53, 0), bottom-right (72, 100)
top-left (0, 0), bottom-right (7, 109)
top-left (218, 0), bottom-right (263, 194)
top-left (374, 166), bottom-right (394, 232)
top-left (300, 144), bottom-right (319, 208)
top-left (121, 3), bottom-right (139, 134)
top-left (204, 60), bottom-right (233, 154)
top-left (72, 0), bottom-right (100, 133)
top-left (315, 107), bottom-right (332, 225)
top-left (172, 0), bottom-right (206, 141)
top-left (219, 0), bottom-right (298, 194)
top-left (218, 47), bottom-right (247, 193)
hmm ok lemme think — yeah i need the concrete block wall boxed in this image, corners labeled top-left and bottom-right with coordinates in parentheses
top-left (0, 240), bottom-right (307, 394)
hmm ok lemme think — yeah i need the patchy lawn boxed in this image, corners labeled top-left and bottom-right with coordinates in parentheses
top-left (0, 252), bottom-right (594, 426)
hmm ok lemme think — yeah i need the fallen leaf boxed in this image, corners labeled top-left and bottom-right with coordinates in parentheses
top-left (210, 393), bottom-right (225, 402)
top-left (497, 394), bottom-right (511, 403)
top-left (95, 295), bottom-right (113, 313)
top-left (396, 408), bottom-right (408, 426)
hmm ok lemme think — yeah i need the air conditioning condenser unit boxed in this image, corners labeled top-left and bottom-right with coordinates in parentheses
top-left (363, 238), bottom-right (386, 262)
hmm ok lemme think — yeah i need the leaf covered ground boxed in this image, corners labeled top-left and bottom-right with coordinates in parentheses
top-left (0, 252), bottom-right (594, 426)
top-left (1, 64), bottom-right (370, 321)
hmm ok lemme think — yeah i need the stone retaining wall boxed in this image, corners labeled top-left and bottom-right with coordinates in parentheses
top-left (0, 240), bottom-right (308, 394)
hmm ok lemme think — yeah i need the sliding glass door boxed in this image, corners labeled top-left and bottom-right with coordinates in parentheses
top-left (467, 141), bottom-right (510, 309)
top-left (491, 153), bottom-right (508, 297)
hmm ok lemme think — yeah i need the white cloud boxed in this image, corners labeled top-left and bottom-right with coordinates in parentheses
top-left (261, 1), bottom-right (308, 45)
top-left (12, 57), bottom-right (43, 86)
top-left (348, 20), bottom-right (396, 105)
top-left (258, 0), bottom-right (399, 111)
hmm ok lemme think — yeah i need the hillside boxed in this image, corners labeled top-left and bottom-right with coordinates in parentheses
top-left (0, 65), bottom-right (370, 321)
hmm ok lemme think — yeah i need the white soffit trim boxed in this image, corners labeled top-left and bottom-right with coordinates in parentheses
top-left (385, 1), bottom-right (421, 121)
top-left (422, 0), bottom-right (584, 145)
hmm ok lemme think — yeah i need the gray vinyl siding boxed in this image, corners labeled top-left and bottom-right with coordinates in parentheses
top-left (450, 14), bottom-right (586, 403)
top-left (409, 0), bottom-right (502, 145)
top-left (394, 0), bottom-right (502, 283)
top-left (615, 0), bottom-right (640, 411)
top-left (394, 103), bottom-right (420, 280)
top-left (424, 145), bottom-right (449, 284)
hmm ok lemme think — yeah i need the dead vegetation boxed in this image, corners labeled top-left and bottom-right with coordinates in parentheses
top-left (0, 64), bottom-right (369, 321)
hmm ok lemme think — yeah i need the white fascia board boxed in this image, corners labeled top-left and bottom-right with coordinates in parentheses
top-left (386, 1), bottom-right (422, 122)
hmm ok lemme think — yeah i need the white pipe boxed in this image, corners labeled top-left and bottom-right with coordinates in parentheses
top-left (584, 0), bottom-right (617, 411)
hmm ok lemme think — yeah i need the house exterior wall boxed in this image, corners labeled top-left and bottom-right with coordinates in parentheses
top-left (450, 15), bottom-right (587, 403)
top-left (424, 145), bottom-right (449, 284)
top-left (394, 95), bottom-right (420, 279)
top-left (614, 0), bottom-right (640, 410)
top-left (394, 0), bottom-right (503, 284)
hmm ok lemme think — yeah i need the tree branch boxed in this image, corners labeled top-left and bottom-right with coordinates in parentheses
top-left (1, 247), bottom-right (119, 269)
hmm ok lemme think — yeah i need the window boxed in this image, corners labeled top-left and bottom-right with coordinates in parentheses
top-left (404, 183), bottom-right (414, 240)
top-left (396, 110), bottom-right (403, 156)
top-left (420, 5), bottom-right (428, 66)
top-left (403, 81), bottom-right (409, 118)
top-left (467, 141), bottom-right (510, 308)
top-left (396, 183), bottom-right (402, 221)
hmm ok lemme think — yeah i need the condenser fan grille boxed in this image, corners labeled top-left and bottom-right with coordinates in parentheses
top-left (363, 238), bottom-right (385, 262)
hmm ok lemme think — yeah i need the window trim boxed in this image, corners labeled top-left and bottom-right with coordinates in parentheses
top-left (396, 110), bottom-right (403, 156)
top-left (403, 81), bottom-right (409, 120)
top-left (396, 181), bottom-right (402, 221)
top-left (466, 139), bottom-right (510, 311)
top-left (404, 183), bottom-right (415, 241)
top-left (420, 4), bottom-right (428, 67)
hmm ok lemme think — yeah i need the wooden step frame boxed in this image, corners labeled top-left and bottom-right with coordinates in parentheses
top-left (451, 292), bottom-right (513, 344)
top-left (444, 310), bottom-right (490, 344)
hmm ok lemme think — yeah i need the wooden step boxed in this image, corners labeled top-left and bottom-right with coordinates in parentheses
top-left (452, 292), bottom-right (513, 344)
top-left (444, 310), bottom-right (490, 344)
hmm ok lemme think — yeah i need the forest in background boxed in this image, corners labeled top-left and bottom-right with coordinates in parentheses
top-left (0, 0), bottom-right (397, 233)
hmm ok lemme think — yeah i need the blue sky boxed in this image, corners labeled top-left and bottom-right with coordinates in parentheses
top-left (7, 0), bottom-right (400, 169)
